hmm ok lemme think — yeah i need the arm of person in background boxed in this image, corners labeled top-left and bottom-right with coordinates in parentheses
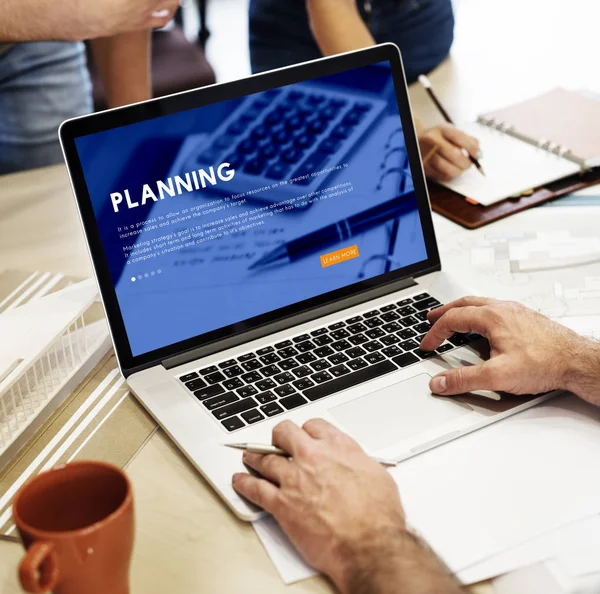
top-left (233, 419), bottom-right (464, 594)
top-left (91, 31), bottom-right (152, 108)
top-left (305, 0), bottom-right (480, 181)
top-left (0, 0), bottom-right (179, 41)
top-left (420, 297), bottom-right (600, 405)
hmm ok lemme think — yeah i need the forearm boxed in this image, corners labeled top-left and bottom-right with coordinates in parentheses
top-left (564, 339), bottom-right (600, 405)
top-left (91, 31), bottom-right (151, 108)
top-left (0, 0), bottom-right (78, 41)
top-left (305, 0), bottom-right (425, 135)
top-left (306, 0), bottom-right (375, 56)
top-left (334, 529), bottom-right (463, 594)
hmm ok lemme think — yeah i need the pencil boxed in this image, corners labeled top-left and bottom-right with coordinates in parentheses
top-left (418, 75), bottom-right (485, 176)
top-left (225, 443), bottom-right (398, 467)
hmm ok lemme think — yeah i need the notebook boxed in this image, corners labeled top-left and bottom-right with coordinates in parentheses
top-left (437, 88), bottom-right (600, 206)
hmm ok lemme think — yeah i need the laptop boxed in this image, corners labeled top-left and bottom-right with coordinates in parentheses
top-left (60, 44), bottom-right (554, 521)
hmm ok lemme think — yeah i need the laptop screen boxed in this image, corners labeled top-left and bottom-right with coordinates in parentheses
top-left (74, 60), bottom-right (429, 358)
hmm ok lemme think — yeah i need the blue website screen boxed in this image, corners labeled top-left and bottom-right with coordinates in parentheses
top-left (75, 61), bottom-right (428, 357)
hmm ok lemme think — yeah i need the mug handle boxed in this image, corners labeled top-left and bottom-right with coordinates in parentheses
top-left (19, 541), bottom-right (60, 593)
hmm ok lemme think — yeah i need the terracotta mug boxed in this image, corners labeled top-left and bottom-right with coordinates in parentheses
top-left (12, 461), bottom-right (134, 594)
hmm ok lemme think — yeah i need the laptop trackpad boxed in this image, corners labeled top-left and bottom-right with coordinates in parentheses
top-left (329, 374), bottom-right (473, 452)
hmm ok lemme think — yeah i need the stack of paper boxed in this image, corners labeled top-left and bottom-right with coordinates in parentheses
top-left (253, 393), bottom-right (600, 586)
top-left (494, 560), bottom-right (600, 594)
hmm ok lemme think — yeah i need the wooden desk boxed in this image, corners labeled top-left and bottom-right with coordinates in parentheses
top-left (0, 0), bottom-right (597, 590)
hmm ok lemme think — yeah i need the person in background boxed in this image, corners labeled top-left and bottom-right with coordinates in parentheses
top-left (249, 0), bottom-right (480, 182)
top-left (233, 297), bottom-right (600, 594)
top-left (0, 0), bottom-right (179, 174)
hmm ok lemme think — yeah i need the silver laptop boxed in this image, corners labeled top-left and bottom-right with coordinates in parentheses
top-left (60, 44), bottom-right (553, 521)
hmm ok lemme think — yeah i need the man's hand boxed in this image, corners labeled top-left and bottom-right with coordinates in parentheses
top-left (2, 0), bottom-right (180, 42)
top-left (232, 419), bottom-right (462, 594)
top-left (421, 297), bottom-right (600, 405)
top-left (418, 123), bottom-right (480, 181)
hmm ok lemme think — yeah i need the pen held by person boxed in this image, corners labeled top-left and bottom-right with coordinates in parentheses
top-left (225, 442), bottom-right (398, 467)
top-left (418, 74), bottom-right (485, 177)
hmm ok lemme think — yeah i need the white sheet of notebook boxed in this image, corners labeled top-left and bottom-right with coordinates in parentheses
top-left (437, 122), bottom-right (581, 206)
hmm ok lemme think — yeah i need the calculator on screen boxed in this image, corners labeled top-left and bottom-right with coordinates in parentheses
top-left (170, 84), bottom-right (388, 207)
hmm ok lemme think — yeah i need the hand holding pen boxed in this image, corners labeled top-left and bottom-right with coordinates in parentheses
top-left (226, 442), bottom-right (397, 466)
top-left (418, 75), bottom-right (485, 179)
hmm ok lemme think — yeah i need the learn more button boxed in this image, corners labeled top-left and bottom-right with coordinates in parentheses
top-left (320, 244), bottom-right (360, 268)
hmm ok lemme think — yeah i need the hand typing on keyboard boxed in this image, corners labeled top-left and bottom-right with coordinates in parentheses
top-left (179, 292), bottom-right (477, 433)
top-left (232, 419), bottom-right (463, 594)
top-left (422, 296), bottom-right (600, 405)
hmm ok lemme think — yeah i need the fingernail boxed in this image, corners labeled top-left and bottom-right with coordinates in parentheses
top-left (232, 473), bottom-right (241, 484)
top-left (476, 150), bottom-right (483, 159)
top-left (430, 375), bottom-right (447, 394)
top-left (242, 451), bottom-right (249, 461)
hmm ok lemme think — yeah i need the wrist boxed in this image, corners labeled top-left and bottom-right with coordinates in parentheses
top-left (333, 529), bottom-right (462, 594)
top-left (330, 526), bottom-right (410, 594)
top-left (562, 337), bottom-right (600, 404)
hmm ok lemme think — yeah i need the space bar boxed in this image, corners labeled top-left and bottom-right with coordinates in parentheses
top-left (303, 360), bottom-right (397, 402)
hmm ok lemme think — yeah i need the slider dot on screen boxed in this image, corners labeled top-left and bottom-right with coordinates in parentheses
top-left (131, 270), bottom-right (161, 281)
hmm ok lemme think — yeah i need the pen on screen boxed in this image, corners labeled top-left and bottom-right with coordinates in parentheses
top-left (226, 443), bottom-right (398, 467)
top-left (417, 74), bottom-right (485, 177)
top-left (249, 190), bottom-right (416, 270)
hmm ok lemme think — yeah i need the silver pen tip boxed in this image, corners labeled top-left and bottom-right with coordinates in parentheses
top-left (224, 443), bottom-right (246, 450)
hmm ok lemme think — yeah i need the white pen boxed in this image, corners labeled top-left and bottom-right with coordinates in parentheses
top-left (225, 443), bottom-right (398, 467)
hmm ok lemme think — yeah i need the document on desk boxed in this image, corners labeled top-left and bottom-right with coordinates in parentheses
top-left (458, 514), bottom-right (600, 584)
top-left (437, 122), bottom-right (580, 206)
top-left (494, 560), bottom-right (600, 594)
top-left (437, 206), bottom-right (600, 321)
top-left (253, 516), bottom-right (318, 584)
top-left (254, 394), bottom-right (600, 584)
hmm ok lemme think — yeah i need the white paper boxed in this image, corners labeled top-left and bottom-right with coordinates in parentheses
top-left (559, 540), bottom-right (600, 577)
top-left (253, 515), bottom-right (317, 584)
top-left (494, 563), bottom-right (564, 594)
top-left (496, 560), bottom-right (600, 594)
top-left (458, 515), bottom-right (600, 584)
top-left (254, 395), bottom-right (600, 585)
top-left (391, 395), bottom-right (600, 574)
top-left (493, 562), bottom-right (567, 594)
top-left (437, 122), bottom-right (580, 206)
top-left (470, 246), bottom-right (496, 266)
top-left (545, 559), bottom-right (600, 594)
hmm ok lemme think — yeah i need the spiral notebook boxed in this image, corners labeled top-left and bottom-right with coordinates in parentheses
top-left (437, 88), bottom-right (600, 207)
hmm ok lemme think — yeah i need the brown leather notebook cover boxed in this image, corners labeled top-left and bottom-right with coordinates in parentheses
top-left (430, 168), bottom-right (600, 230)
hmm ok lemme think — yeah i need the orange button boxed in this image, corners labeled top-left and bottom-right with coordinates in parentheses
top-left (320, 244), bottom-right (360, 268)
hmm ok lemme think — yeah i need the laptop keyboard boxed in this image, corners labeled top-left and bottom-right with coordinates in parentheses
top-left (178, 293), bottom-right (480, 432)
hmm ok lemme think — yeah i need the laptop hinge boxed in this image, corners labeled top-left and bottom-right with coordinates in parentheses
top-left (161, 276), bottom-right (419, 370)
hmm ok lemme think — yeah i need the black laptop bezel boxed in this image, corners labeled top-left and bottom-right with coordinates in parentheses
top-left (60, 43), bottom-right (441, 376)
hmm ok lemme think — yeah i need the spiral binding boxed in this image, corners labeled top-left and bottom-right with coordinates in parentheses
top-left (358, 136), bottom-right (413, 278)
top-left (477, 115), bottom-right (573, 159)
